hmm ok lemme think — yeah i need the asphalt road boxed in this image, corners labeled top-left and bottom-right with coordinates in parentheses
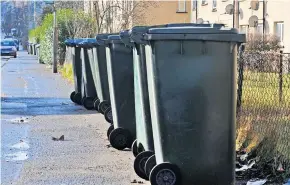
top-left (1, 51), bottom-right (148, 185)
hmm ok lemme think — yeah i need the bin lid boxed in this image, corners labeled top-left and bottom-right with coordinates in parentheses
top-left (130, 25), bottom-right (167, 44)
top-left (130, 23), bottom-right (226, 44)
top-left (120, 30), bottom-right (134, 47)
top-left (166, 23), bottom-right (225, 28)
top-left (144, 27), bottom-right (246, 43)
top-left (106, 35), bottom-right (123, 44)
top-left (72, 38), bottom-right (84, 47)
top-left (96, 33), bottom-right (118, 46)
top-left (64, 39), bottom-right (74, 46)
top-left (77, 38), bottom-right (97, 47)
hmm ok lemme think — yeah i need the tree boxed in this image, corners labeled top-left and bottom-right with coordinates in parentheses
top-left (90, 0), bottom-right (157, 33)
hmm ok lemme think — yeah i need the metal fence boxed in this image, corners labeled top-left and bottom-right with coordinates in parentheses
top-left (236, 48), bottom-right (290, 180)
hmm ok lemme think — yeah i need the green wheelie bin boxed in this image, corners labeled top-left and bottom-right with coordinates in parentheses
top-left (69, 38), bottom-right (84, 105)
top-left (78, 39), bottom-right (98, 110)
top-left (105, 33), bottom-right (135, 150)
top-left (124, 24), bottom-right (226, 181)
top-left (143, 26), bottom-right (245, 185)
top-left (93, 34), bottom-right (113, 121)
top-left (120, 28), bottom-right (155, 180)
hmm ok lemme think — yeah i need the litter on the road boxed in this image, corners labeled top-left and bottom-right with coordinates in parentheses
top-left (52, 135), bottom-right (64, 141)
top-left (246, 179), bottom-right (267, 185)
top-left (5, 151), bottom-right (28, 161)
top-left (11, 140), bottom-right (30, 150)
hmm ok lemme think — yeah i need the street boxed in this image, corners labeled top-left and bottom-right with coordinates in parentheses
top-left (1, 51), bottom-right (148, 185)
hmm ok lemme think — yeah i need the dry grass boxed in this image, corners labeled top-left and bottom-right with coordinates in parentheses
top-left (236, 70), bottom-right (290, 161)
top-left (59, 63), bottom-right (73, 83)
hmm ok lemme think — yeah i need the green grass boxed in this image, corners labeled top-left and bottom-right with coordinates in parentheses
top-left (237, 70), bottom-right (290, 160)
top-left (241, 71), bottom-right (290, 108)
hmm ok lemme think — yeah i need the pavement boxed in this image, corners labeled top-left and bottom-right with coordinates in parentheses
top-left (1, 51), bottom-right (148, 185)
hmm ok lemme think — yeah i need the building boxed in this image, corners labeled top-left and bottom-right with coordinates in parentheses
top-left (83, 0), bottom-right (191, 33)
top-left (83, 0), bottom-right (289, 53)
top-left (190, 0), bottom-right (289, 53)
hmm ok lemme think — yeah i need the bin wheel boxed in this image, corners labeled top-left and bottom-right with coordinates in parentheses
top-left (145, 154), bottom-right (156, 178)
top-left (131, 139), bottom-right (139, 157)
top-left (73, 92), bottom-right (82, 105)
top-left (109, 128), bottom-right (132, 150)
top-left (107, 124), bottom-right (114, 139)
top-left (134, 151), bottom-right (155, 180)
top-left (104, 107), bottom-right (113, 124)
top-left (82, 97), bottom-right (95, 110)
top-left (70, 91), bottom-right (76, 103)
top-left (93, 98), bottom-right (101, 111)
top-left (149, 162), bottom-right (181, 185)
top-left (98, 100), bottom-right (110, 114)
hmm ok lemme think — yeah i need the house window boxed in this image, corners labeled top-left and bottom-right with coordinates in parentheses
top-left (213, 0), bottom-right (217, 9)
top-left (192, 0), bottom-right (197, 10)
top-left (178, 0), bottom-right (186, 12)
top-left (202, 0), bottom-right (208, 5)
top-left (240, 25), bottom-right (248, 34)
top-left (275, 22), bottom-right (284, 41)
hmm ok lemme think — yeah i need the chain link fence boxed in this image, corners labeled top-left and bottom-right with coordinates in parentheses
top-left (236, 46), bottom-right (290, 182)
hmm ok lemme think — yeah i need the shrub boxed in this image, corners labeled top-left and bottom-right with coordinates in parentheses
top-left (28, 8), bottom-right (96, 65)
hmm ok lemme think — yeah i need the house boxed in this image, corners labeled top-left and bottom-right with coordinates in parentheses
top-left (84, 0), bottom-right (289, 53)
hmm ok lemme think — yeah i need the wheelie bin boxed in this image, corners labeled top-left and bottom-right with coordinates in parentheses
top-left (105, 33), bottom-right (135, 150)
top-left (65, 39), bottom-right (74, 64)
top-left (29, 43), bottom-right (33, 55)
top-left (143, 26), bottom-right (246, 185)
top-left (120, 28), bottom-right (155, 180)
top-left (92, 34), bottom-right (111, 116)
top-left (69, 38), bottom-right (84, 105)
top-left (124, 23), bottom-right (226, 181)
top-left (32, 43), bottom-right (36, 55)
top-left (27, 42), bottom-right (31, 54)
top-left (78, 39), bottom-right (98, 110)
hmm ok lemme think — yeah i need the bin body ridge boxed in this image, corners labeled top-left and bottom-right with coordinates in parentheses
top-left (133, 46), bottom-right (154, 151)
top-left (93, 46), bottom-right (110, 102)
top-left (72, 47), bottom-right (82, 94)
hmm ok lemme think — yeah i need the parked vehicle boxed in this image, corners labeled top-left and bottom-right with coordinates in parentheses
top-left (4, 35), bottom-right (13, 39)
top-left (1, 39), bottom-right (17, 58)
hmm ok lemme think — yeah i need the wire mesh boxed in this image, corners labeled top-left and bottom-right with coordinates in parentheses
top-left (236, 48), bottom-right (290, 182)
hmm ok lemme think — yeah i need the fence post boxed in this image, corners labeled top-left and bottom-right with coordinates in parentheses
top-left (279, 50), bottom-right (283, 103)
top-left (237, 44), bottom-right (245, 114)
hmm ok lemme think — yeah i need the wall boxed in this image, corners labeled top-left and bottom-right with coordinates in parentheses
top-left (191, 0), bottom-right (290, 53)
top-left (133, 1), bottom-right (191, 26)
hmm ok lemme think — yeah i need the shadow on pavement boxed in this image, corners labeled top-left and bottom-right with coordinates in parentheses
top-left (1, 97), bottom-right (97, 116)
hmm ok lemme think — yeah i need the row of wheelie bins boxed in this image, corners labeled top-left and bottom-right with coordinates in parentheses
top-left (65, 23), bottom-right (246, 185)
top-left (27, 42), bottom-right (38, 55)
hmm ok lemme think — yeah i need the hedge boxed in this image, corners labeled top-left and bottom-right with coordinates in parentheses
top-left (29, 9), bottom-right (96, 65)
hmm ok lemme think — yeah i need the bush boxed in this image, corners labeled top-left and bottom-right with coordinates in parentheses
top-left (29, 8), bottom-right (96, 65)
top-left (246, 33), bottom-right (281, 52)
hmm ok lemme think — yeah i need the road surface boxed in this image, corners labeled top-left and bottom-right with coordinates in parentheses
top-left (1, 51), bottom-right (148, 185)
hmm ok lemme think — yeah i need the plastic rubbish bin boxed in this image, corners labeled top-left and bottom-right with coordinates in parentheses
top-left (65, 39), bottom-right (74, 64)
top-left (78, 39), bottom-right (98, 110)
top-left (105, 33), bottom-right (135, 150)
top-left (32, 43), bottom-right (36, 55)
top-left (123, 23), bottom-right (226, 180)
top-left (143, 26), bottom-right (245, 185)
top-left (93, 34), bottom-right (113, 121)
top-left (35, 44), bottom-right (41, 63)
top-left (69, 38), bottom-right (84, 105)
top-left (27, 43), bottom-right (30, 54)
top-left (119, 28), bottom-right (155, 180)
top-left (29, 43), bottom-right (33, 55)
